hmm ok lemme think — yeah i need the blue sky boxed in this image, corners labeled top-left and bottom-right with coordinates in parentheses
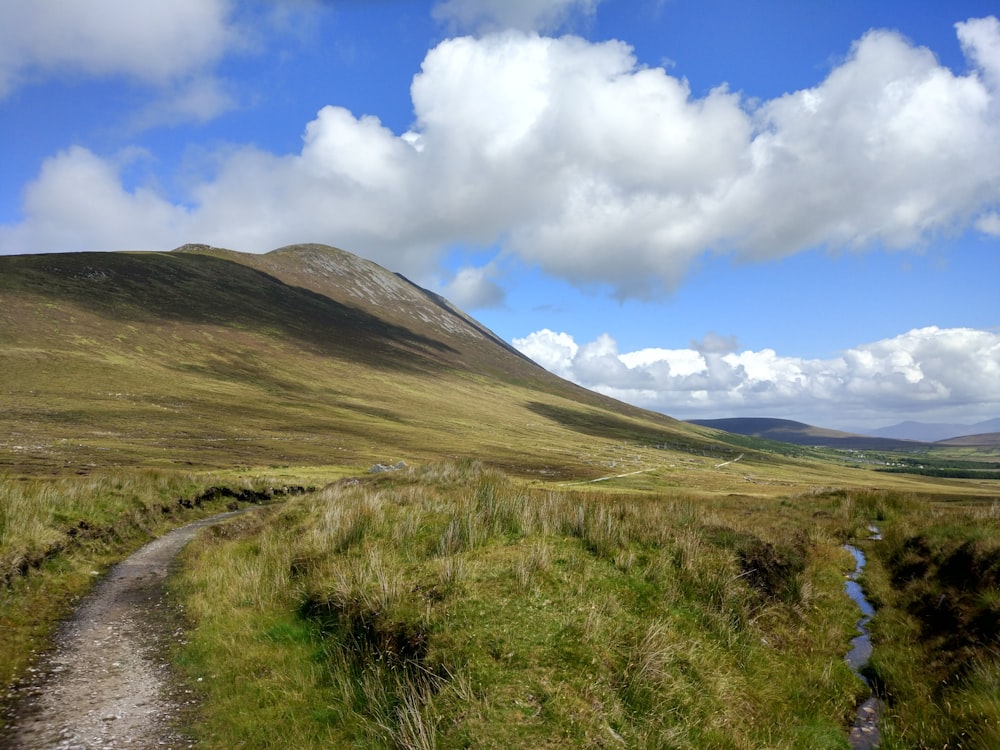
top-left (1, 0), bottom-right (998, 431)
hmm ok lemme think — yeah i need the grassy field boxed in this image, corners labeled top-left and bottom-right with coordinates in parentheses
top-left (4, 459), bottom-right (997, 746)
top-left (165, 463), bottom-right (1000, 749)
top-left (170, 463), bottom-right (862, 749)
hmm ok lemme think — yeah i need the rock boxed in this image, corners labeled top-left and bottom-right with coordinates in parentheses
top-left (369, 460), bottom-right (407, 473)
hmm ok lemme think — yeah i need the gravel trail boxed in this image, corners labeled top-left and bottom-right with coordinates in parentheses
top-left (2, 510), bottom-right (252, 750)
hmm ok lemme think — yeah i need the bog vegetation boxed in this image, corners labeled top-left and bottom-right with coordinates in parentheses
top-left (168, 462), bottom-right (864, 749)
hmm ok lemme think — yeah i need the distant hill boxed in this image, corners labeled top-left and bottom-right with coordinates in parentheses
top-left (0, 244), bottom-right (729, 475)
top-left (936, 433), bottom-right (1000, 448)
top-left (687, 418), bottom-right (927, 450)
top-left (865, 419), bottom-right (1000, 442)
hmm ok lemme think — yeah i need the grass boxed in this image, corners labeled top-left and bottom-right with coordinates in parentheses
top-left (170, 462), bottom-right (872, 749)
top-left (851, 495), bottom-right (1000, 749)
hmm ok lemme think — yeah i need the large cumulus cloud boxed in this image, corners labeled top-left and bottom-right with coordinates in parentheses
top-left (2, 18), bottom-right (1000, 296)
top-left (513, 326), bottom-right (1000, 428)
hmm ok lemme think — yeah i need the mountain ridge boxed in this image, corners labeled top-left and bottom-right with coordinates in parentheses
top-left (862, 418), bottom-right (1000, 442)
top-left (688, 417), bottom-right (1000, 449)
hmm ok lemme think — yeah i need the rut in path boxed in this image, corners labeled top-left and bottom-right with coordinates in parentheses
top-left (2, 509), bottom-right (254, 750)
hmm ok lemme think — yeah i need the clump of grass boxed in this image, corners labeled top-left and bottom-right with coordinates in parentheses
top-left (618, 622), bottom-right (684, 713)
top-left (512, 540), bottom-right (552, 592)
top-left (436, 554), bottom-right (466, 591)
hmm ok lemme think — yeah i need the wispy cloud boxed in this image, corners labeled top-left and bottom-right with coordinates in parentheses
top-left (432, 0), bottom-right (602, 33)
top-left (441, 264), bottom-right (507, 310)
top-left (977, 211), bottom-right (1000, 236)
top-left (127, 76), bottom-right (240, 131)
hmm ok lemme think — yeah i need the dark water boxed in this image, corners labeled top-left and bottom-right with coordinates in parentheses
top-left (845, 545), bottom-right (875, 679)
top-left (844, 542), bottom-right (881, 749)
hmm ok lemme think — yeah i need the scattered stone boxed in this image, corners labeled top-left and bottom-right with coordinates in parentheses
top-left (369, 460), bottom-right (407, 473)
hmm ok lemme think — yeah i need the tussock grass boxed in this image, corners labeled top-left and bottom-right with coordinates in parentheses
top-left (173, 462), bottom-right (871, 749)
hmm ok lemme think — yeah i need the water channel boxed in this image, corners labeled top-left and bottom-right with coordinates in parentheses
top-left (844, 536), bottom-right (881, 749)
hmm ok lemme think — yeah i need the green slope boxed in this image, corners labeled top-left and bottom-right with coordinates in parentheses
top-left (0, 245), bottom-right (725, 476)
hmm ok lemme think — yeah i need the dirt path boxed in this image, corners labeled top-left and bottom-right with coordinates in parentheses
top-left (2, 509), bottom-right (255, 750)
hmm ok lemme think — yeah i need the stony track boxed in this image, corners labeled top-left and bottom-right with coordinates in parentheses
top-left (2, 510), bottom-right (252, 750)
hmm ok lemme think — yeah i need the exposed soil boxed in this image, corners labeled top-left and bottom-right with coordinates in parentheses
top-left (1, 509), bottom-right (256, 750)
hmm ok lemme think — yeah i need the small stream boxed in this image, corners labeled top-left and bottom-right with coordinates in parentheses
top-left (844, 533), bottom-right (881, 749)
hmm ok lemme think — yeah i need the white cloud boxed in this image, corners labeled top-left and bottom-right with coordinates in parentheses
top-left (0, 0), bottom-right (239, 97)
top-left (433, 0), bottom-right (601, 33)
top-left (2, 19), bottom-right (1000, 297)
top-left (513, 326), bottom-right (1000, 429)
top-left (441, 264), bottom-right (507, 310)
top-left (0, 147), bottom-right (188, 253)
top-left (512, 329), bottom-right (579, 379)
top-left (977, 211), bottom-right (1000, 236)
top-left (128, 76), bottom-right (239, 131)
top-left (727, 25), bottom-right (1000, 261)
top-left (957, 16), bottom-right (1000, 86)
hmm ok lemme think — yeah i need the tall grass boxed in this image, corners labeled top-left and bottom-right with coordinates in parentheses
top-left (172, 461), bottom-right (867, 749)
top-left (1, 471), bottom-right (204, 582)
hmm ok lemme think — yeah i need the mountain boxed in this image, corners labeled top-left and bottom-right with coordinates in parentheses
top-left (0, 244), bottom-right (725, 475)
top-left (935, 432), bottom-right (1000, 448)
top-left (865, 419), bottom-right (1000, 442)
top-left (687, 417), bottom-right (926, 450)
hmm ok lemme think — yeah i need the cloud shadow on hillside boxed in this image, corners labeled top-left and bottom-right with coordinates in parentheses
top-left (526, 401), bottom-right (708, 451)
top-left (0, 252), bottom-right (460, 376)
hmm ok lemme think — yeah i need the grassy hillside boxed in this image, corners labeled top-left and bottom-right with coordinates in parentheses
top-left (0, 246), bottom-right (718, 476)
top-left (937, 432), bottom-right (1000, 448)
top-left (2, 245), bottom-right (999, 747)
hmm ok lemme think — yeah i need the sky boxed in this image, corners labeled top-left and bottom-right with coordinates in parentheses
top-left (1, 0), bottom-right (999, 433)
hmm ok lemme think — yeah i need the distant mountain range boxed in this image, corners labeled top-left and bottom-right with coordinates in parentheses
top-left (861, 419), bottom-right (1000, 442)
top-left (688, 417), bottom-right (1000, 450)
